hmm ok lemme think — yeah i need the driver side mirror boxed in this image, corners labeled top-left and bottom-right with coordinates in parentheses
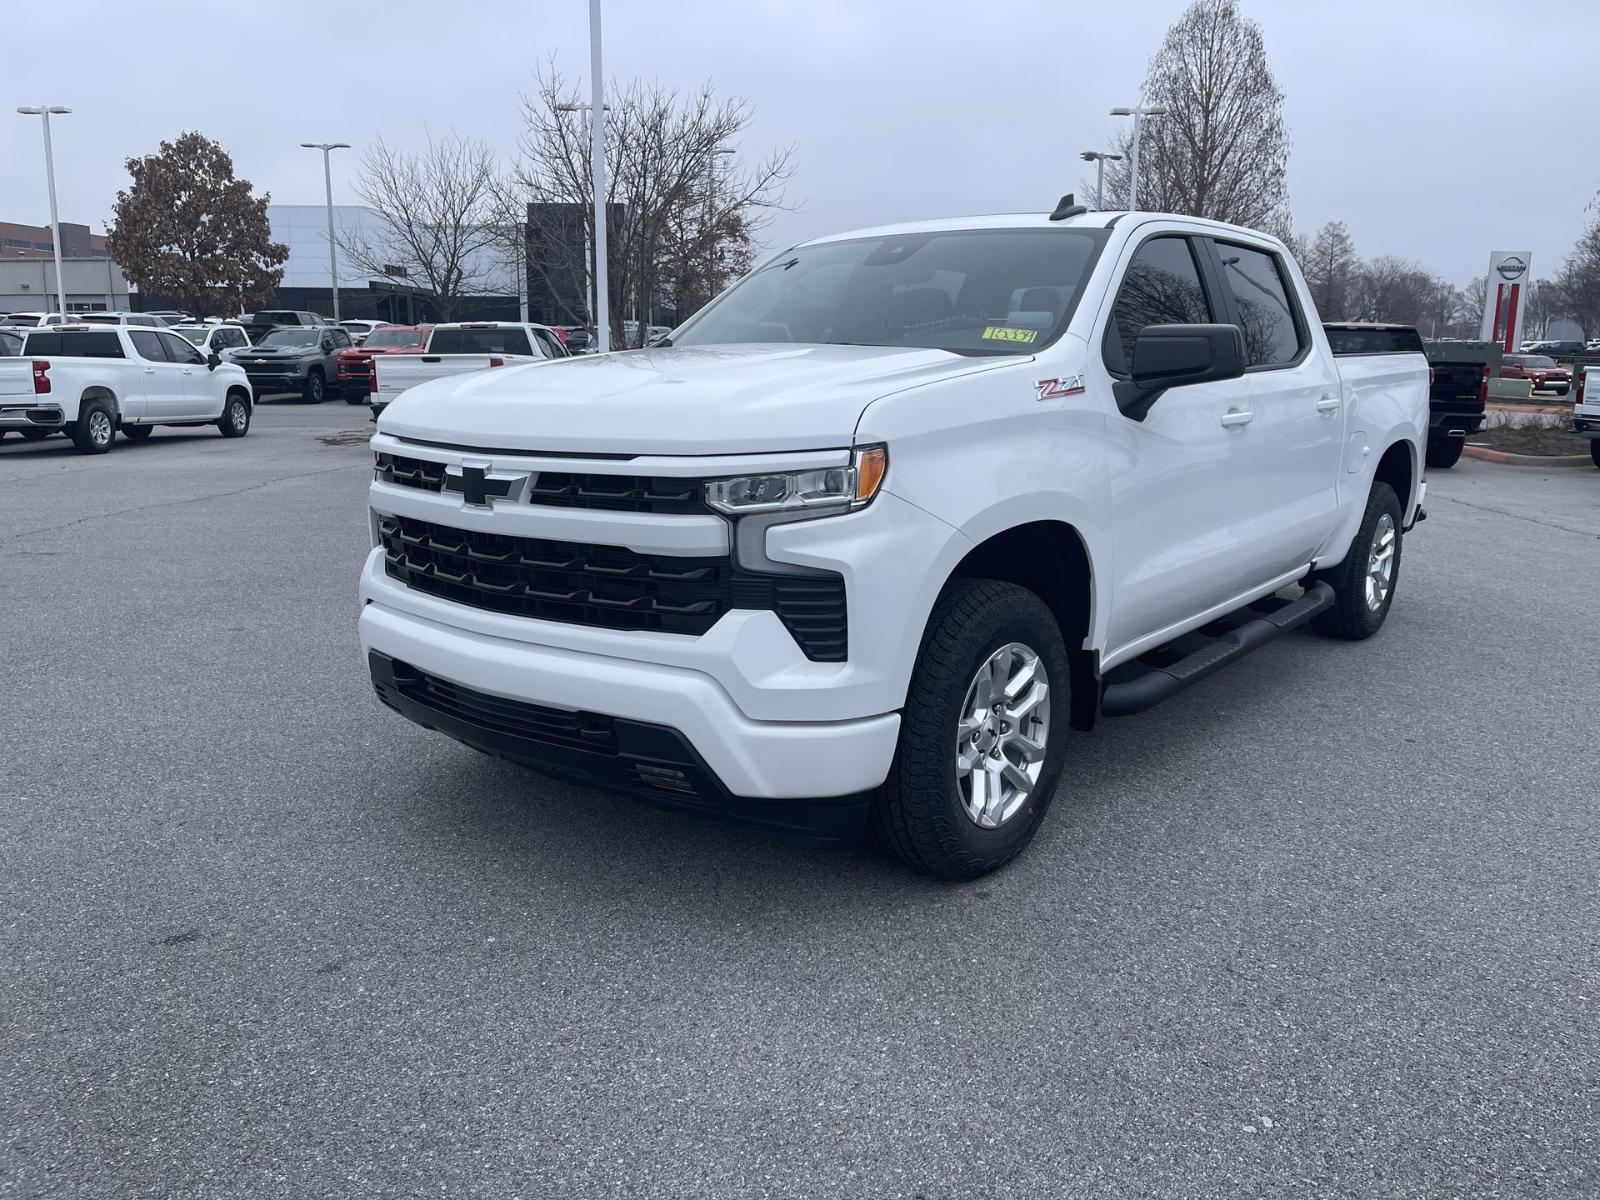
top-left (1115, 323), bottom-right (1246, 421)
top-left (206, 351), bottom-right (222, 370)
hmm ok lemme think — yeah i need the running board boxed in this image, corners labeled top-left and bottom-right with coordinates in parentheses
top-left (1100, 582), bottom-right (1335, 718)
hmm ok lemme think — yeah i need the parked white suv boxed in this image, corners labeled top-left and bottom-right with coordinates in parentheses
top-left (359, 206), bottom-right (1429, 877)
top-left (0, 324), bottom-right (254, 453)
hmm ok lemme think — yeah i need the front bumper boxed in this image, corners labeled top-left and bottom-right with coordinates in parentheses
top-left (242, 366), bottom-right (308, 391)
top-left (359, 597), bottom-right (899, 828)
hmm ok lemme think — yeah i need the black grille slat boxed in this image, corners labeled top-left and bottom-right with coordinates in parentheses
top-left (375, 452), bottom-right (447, 493)
top-left (379, 515), bottom-right (848, 660)
top-left (388, 664), bottom-right (618, 753)
top-left (526, 471), bottom-right (705, 514)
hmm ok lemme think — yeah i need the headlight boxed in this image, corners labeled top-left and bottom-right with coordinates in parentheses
top-left (704, 445), bottom-right (887, 515)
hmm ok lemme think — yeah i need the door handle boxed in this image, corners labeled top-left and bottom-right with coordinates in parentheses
top-left (1220, 408), bottom-right (1254, 427)
top-left (1316, 395), bottom-right (1341, 412)
top-left (142, 367), bottom-right (155, 375)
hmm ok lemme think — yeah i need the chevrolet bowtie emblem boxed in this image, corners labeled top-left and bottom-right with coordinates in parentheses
top-left (443, 464), bottom-right (519, 507)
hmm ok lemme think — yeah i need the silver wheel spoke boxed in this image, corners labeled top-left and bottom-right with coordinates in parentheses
top-left (1011, 732), bottom-right (1046, 763)
top-left (1007, 681), bottom-right (1048, 722)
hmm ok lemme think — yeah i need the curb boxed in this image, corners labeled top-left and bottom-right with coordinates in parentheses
top-left (1462, 444), bottom-right (1593, 468)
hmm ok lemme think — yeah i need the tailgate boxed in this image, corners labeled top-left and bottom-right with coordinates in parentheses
top-left (0, 360), bottom-right (37, 400)
top-left (374, 355), bottom-right (500, 404)
top-left (1578, 366), bottom-right (1600, 418)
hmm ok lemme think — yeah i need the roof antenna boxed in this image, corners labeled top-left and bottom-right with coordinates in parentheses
top-left (1049, 193), bottom-right (1088, 221)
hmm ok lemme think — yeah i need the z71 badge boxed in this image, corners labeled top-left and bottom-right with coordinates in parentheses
top-left (1034, 375), bottom-right (1086, 401)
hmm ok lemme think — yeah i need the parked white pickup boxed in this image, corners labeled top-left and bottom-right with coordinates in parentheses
top-left (369, 322), bottom-right (568, 417)
top-left (0, 324), bottom-right (254, 453)
top-left (1572, 364), bottom-right (1600, 469)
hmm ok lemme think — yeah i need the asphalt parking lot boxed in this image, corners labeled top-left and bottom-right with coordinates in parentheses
top-left (2, 404), bottom-right (1597, 1199)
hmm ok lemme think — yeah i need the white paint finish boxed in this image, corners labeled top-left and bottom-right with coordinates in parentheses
top-left (358, 598), bottom-right (901, 799)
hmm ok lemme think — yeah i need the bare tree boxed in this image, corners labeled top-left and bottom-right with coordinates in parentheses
top-left (339, 135), bottom-right (503, 321)
top-left (1558, 219), bottom-right (1600, 339)
top-left (514, 64), bottom-right (795, 343)
top-left (1094, 0), bottom-right (1290, 229)
top-left (1522, 279), bottom-right (1567, 340)
top-left (1301, 220), bottom-right (1357, 319)
top-left (1349, 256), bottom-right (1439, 326)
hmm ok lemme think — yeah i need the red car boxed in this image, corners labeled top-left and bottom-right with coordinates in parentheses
top-left (334, 324), bottom-right (433, 403)
top-left (1499, 354), bottom-right (1571, 395)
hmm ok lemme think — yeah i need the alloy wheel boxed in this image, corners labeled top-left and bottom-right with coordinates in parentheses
top-left (1365, 513), bottom-right (1396, 611)
top-left (955, 642), bottom-right (1051, 829)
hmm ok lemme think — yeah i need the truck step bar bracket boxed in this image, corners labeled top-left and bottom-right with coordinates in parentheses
top-left (1099, 581), bottom-right (1335, 718)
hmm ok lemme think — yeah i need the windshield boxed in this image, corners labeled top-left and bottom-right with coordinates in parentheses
top-left (4, 315), bottom-right (40, 327)
top-left (362, 328), bottom-right (422, 349)
top-left (672, 228), bottom-right (1107, 356)
top-left (176, 327), bottom-right (208, 345)
top-left (1522, 355), bottom-right (1558, 368)
top-left (258, 329), bottom-right (320, 349)
top-left (78, 314), bottom-right (122, 324)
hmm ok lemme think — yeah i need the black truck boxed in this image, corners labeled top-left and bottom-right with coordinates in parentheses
top-left (1322, 324), bottom-right (1494, 469)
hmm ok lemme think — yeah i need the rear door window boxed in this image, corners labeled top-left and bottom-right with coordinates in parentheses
top-left (1213, 241), bottom-right (1305, 368)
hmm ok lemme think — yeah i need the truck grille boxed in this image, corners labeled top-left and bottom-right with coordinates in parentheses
top-left (374, 452), bottom-right (447, 492)
top-left (378, 514), bottom-right (847, 659)
top-left (374, 451), bottom-right (706, 514)
top-left (376, 657), bottom-right (619, 754)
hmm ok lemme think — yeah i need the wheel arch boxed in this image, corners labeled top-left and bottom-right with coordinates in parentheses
top-left (942, 515), bottom-right (1102, 731)
top-left (79, 384), bottom-right (119, 422)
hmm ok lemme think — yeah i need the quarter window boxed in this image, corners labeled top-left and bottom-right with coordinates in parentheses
top-left (1104, 236), bottom-right (1213, 375)
top-left (1214, 242), bottom-right (1304, 368)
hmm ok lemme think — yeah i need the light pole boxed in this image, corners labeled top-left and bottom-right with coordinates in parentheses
top-left (551, 1), bottom-right (616, 352)
top-left (556, 92), bottom-right (614, 351)
top-left (706, 147), bottom-right (735, 303)
top-left (17, 106), bottom-right (71, 318)
top-left (1079, 150), bottom-right (1123, 210)
top-left (1109, 105), bottom-right (1166, 212)
top-left (300, 142), bottom-right (350, 321)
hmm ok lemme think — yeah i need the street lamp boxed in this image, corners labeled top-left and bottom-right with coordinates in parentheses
top-left (706, 147), bottom-right (735, 301)
top-left (553, 0), bottom-right (613, 352)
top-left (300, 142), bottom-right (350, 321)
top-left (1109, 105), bottom-right (1166, 212)
top-left (1079, 150), bottom-right (1123, 210)
top-left (16, 106), bottom-right (71, 319)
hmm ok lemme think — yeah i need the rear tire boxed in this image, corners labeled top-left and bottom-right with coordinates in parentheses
top-left (122, 424), bottom-right (153, 442)
top-left (303, 370), bottom-right (325, 404)
top-left (870, 579), bottom-right (1071, 880)
top-left (217, 391), bottom-right (251, 438)
top-left (70, 400), bottom-right (115, 455)
top-left (1313, 481), bottom-right (1402, 641)
top-left (1425, 437), bottom-right (1463, 469)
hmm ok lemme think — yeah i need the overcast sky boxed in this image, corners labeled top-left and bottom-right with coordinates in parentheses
top-left (2, 0), bottom-right (1593, 287)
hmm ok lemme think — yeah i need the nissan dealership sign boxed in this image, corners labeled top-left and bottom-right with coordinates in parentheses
top-left (1479, 250), bottom-right (1532, 351)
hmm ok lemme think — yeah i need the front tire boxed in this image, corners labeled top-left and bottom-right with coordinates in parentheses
top-left (1425, 437), bottom-right (1463, 469)
top-left (871, 580), bottom-right (1071, 880)
top-left (303, 370), bottom-right (325, 404)
top-left (217, 391), bottom-right (251, 438)
top-left (1313, 481), bottom-right (1403, 641)
top-left (70, 400), bottom-right (116, 455)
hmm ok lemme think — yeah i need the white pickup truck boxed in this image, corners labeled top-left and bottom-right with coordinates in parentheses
top-left (359, 205), bottom-right (1429, 878)
top-left (1572, 365), bottom-right (1600, 469)
top-left (0, 324), bottom-right (254, 453)
top-left (369, 322), bottom-right (568, 419)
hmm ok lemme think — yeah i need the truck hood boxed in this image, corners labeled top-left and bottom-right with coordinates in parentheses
top-left (375, 343), bottom-right (1011, 455)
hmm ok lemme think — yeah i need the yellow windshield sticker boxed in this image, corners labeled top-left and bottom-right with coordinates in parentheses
top-left (981, 325), bottom-right (1038, 344)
